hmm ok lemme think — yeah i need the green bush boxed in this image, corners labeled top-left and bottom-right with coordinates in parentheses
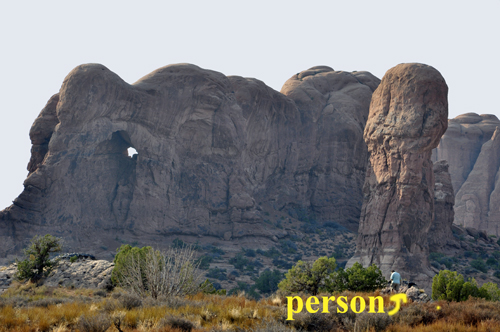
top-left (278, 257), bottom-right (386, 295)
top-left (111, 244), bottom-right (152, 286)
top-left (112, 244), bottom-right (204, 299)
top-left (228, 281), bottom-right (260, 300)
top-left (480, 282), bottom-right (500, 301)
top-left (16, 234), bottom-right (63, 283)
top-left (429, 252), bottom-right (456, 269)
top-left (206, 268), bottom-right (227, 280)
top-left (328, 262), bottom-right (387, 292)
top-left (196, 255), bottom-right (212, 270)
top-left (278, 257), bottom-right (336, 295)
top-left (432, 270), bottom-right (464, 301)
top-left (470, 259), bottom-right (488, 273)
top-left (486, 257), bottom-right (498, 267)
top-left (254, 269), bottom-right (283, 294)
top-left (432, 270), bottom-right (490, 302)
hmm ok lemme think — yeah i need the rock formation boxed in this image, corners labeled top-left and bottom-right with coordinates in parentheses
top-left (0, 257), bottom-right (113, 293)
top-left (347, 63), bottom-right (449, 286)
top-left (428, 160), bottom-right (456, 252)
top-left (432, 114), bottom-right (500, 235)
top-left (0, 64), bottom-right (379, 262)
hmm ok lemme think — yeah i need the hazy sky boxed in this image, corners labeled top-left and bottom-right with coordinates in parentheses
top-left (1, 1), bottom-right (499, 210)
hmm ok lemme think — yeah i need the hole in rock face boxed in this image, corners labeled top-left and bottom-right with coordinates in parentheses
top-left (95, 131), bottom-right (138, 160)
top-left (127, 147), bottom-right (138, 157)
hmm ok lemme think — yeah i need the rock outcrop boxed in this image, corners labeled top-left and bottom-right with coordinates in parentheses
top-left (433, 114), bottom-right (500, 235)
top-left (0, 258), bottom-right (113, 293)
top-left (428, 160), bottom-right (456, 252)
top-left (0, 64), bottom-right (379, 261)
top-left (347, 63), bottom-right (448, 287)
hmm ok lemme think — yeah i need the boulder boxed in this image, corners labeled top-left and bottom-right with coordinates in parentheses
top-left (347, 63), bottom-right (448, 288)
top-left (0, 258), bottom-right (114, 292)
top-left (43, 259), bottom-right (114, 289)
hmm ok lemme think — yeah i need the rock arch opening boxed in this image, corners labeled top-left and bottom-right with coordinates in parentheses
top-left (95, 131), bottom-right (138, 160)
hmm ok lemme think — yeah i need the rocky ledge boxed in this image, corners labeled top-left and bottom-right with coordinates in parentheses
top-left (0, 256), bottom-right (113, 294)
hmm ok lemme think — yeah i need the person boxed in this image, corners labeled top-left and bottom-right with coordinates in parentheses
top-left (390, 270), bottom-right (401, 293)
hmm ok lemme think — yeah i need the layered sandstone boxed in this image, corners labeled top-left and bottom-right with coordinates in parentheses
top-left (348, 63), bottom-right (448, 286)
top-left (428, 160), bottom-right (456, 252)
top-left (0, 64), bottom-right (379, 261)
top-left (433, 115), bottom-right (500, 235)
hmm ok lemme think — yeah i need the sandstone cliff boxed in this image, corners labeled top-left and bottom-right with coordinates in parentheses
top-left (348, 63), bottom-right (449, 286)
top-left (428, 160), bottom-right (456, 252)
top-left (0, 64), bottom-right (379, 261)
top-left (433, 114), bottom-right (500, 235)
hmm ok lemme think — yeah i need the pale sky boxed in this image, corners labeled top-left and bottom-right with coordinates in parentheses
top-left (1, 0), bottom-right (499, 210)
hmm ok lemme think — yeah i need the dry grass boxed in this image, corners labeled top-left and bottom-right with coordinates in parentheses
top-left (2, 284), bottom-right (500, 331)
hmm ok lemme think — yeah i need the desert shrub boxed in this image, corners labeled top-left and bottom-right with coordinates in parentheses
top-left (199, 279), bottom-right (226, 295)
top-left (172, 238), bottom-right (186, 249)
top-left (470, 259), bottom-right (488, 273)
top-left (353, 312), bottom-right (392, 332)
top-left (160, 315), bottom-right (194, 332)
top-left (254, 269), bottom-right (283, 295)
top-left (432, 270), bottom-right (464, 301)
top-left (120, 293), bottom-right (142, 310)
top-left (272, 258), bottom-right (293, 270)
top-left (196, 255), bottom-right (212, 270)
top-left (101, 298), bottom-right (120, 312)
top-left (206, 268), bottom-right (227, 280)
top-left (464, 251), bottom-right (478, 259)
top-left (203, 245), bottom-right (225, 256)
top-left (486, 257), bottom-right (498, 267)
top-left (15, 234), bottom-right (63, 282)
top-left (286, 311), bottom-right (337, 332)
top-left (392, 303), bottom-right (437, 326)
top-left (257, 247), bottom-right (280, 258)
top-left (429, 252), bottom-right (456, 269)
top-left (111, 244), bottom-right (152, 286)
top-left (278, 257), bottom-right (336, 295)
top-left (280, 240), bottom-right (298, 254)
top-left (112, 245), bottom-right (204, 299)
top-left (328, 262), bottom-right (387, 292)
top-left (228, 281), bottom-right (261, 300)
top-left (244, 248), bottom-right (256, 257)
top-left (250, 319), bottom-right (294, 332)
top-left (77, 313), bottom-right (111, 332)
top-left (230, 252), bottom-right (263, 272)
top-left (229, 253), bottom-right (250, 270)
top-left (27, 297), bottom-right (72, 308)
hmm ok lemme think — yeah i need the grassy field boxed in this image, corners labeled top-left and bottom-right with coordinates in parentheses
top-left (2, 282), bottom-right (500, 331)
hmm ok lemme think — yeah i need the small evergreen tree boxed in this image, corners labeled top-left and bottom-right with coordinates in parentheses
top-left (327, 262), bottom-right (386, 292)
top-left (278, 256), bottom-right (336, 295)
top-left (432, 270), bottom-right (464, 301)
top-left (432, 270), bottom-right (491, 302)
top-left (16, 234), bottom-right (62, 282)
top-left (254, 269), bottom-right (283, 294)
